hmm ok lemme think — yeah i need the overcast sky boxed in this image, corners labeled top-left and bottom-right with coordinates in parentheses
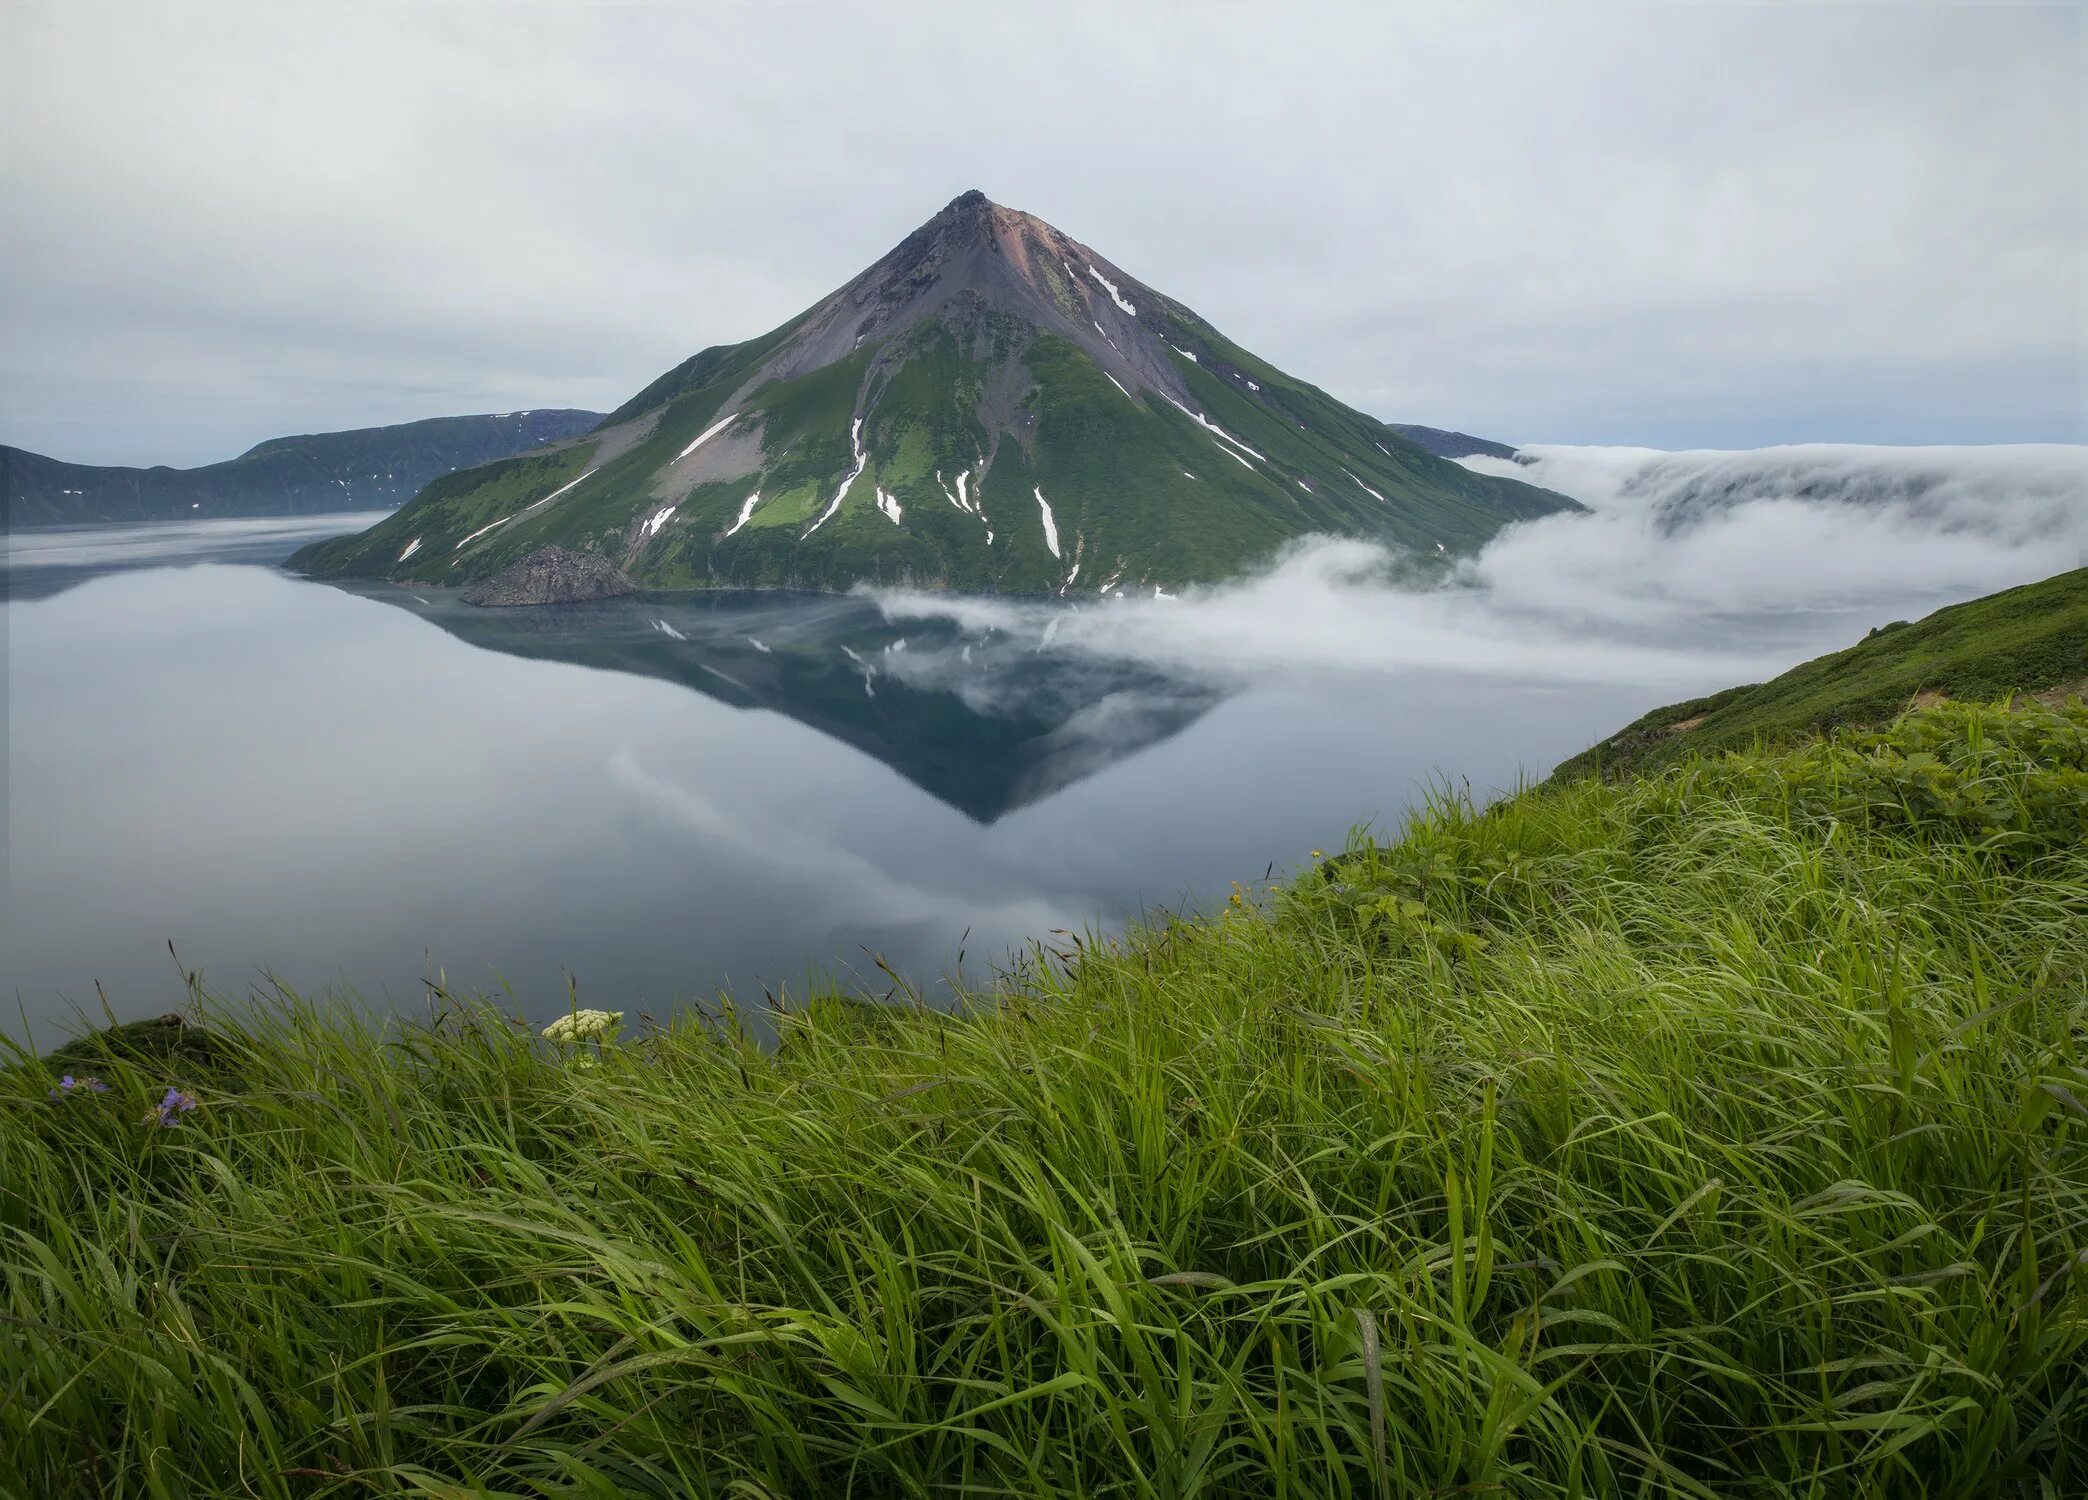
top-left (2, 1), bottom-right (2080, 467)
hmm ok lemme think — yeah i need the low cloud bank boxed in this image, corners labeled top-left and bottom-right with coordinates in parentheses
top-left (1456, 443), bottom-right (2085, 633)
top-left (5, 512), bottom-right (386, 572)
top-left (872, 443), bottom-right (2085, 699)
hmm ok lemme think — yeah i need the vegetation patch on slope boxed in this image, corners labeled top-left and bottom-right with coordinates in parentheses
top-left (7, 699), bottom-right (2086, 1497)
top-left (289, 441), bottom-right (605, 580)
top-left (1554, 567), bottom-right (2088, 781)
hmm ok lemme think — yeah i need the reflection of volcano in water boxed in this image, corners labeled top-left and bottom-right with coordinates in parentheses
top-left (346, 586), bottom-right (1226, 823)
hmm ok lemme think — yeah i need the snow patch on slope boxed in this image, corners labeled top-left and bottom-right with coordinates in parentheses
top-left (1162, 396), bottom-right (1270, 465)
top-left (455, 466), bottom-right (601, 550)
top-left (455, 516), bottom-right (509, 550)
top-left (1034, 486), bottom-right (1061, 558)
top-left (523, 468), bottom-right (597, 514)
top-left (677, 412), bottom-right (738, 461)
top-left (724, 491), bottom-right (762, 538)
top-left (803, 419), bottom-right (868, 538)
top-left (938, 467), bottom-right (982, 515)
top-left (1087, 264), bottom-right (1136, 316)
top-left (1341, 467), bottom-right (1389, 504)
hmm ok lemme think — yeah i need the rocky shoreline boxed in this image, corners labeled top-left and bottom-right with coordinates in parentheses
top-left (459, 546), bottom-right (635, 607)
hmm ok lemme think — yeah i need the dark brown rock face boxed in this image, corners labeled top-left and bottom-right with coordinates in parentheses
top-left (461, 546), bottom-right (634, 607)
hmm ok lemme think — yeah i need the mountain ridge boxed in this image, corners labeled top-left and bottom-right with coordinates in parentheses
top-left (1382, 423), bottom-right (1517, 461)
top-left (293, 192), bottom-right (1574, 597)
top-left (3, 410), bottom-right (604, 527)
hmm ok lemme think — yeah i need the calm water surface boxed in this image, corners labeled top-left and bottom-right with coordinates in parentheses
top-left (5, 515), bottom-right (1663, 1041)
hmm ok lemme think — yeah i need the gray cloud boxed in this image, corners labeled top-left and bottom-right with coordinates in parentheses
top-left (2, 1), bottom-right (2079, 465)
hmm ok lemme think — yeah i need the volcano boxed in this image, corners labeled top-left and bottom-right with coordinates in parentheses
top-left (293, 191), bottom-right (1572, 597)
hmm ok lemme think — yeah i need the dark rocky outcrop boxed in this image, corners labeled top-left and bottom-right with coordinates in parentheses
top-left (461, 546), bottom-right (635, 607)
top-left (42, 1013), bottom-right (227, 1075)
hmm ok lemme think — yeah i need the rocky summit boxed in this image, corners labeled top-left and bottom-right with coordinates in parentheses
top-left (291, 192), bottom-right (1573, 599)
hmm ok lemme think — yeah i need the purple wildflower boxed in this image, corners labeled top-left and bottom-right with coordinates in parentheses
top-left (49, 1074), bottom-right (109, 1099)
top-left (147, 1087), bottom-right (197, 1128)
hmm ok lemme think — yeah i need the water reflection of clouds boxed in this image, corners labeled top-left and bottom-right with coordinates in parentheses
top-left (607, 747), bottom-right (1077, 951)
top-left (4, 563), bottom-right (1191, 1028)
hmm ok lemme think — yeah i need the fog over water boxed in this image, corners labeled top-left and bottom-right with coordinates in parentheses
top-left (4, 439), bottom-right (2080, 1044)
top-left (875, 444), bottom-right (2086, 687)
top-left (2, 512), bottom-right (391, 601)
top-left (1464, 443), bottom-right (2087, 621)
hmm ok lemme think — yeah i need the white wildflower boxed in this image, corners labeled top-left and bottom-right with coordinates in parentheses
top-left (541, 1009), bottom-right (624, 1045)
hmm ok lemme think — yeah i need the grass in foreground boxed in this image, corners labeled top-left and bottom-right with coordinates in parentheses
top-left (5, 701), bottom-right (2087, 1498)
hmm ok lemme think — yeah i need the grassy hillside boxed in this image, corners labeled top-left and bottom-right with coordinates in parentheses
top-left (1554, 567), bottom-right (2088, 781)
top-left (8, 697), bottom-right (2086, 1496)
top-left (3, 411), bottom-right (603, 527)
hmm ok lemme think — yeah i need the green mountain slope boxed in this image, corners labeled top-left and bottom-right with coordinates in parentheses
top-left (290, 192), bottom-right (1574, 598)
top-left (2, 410), bottom-right (602, 527)
top-left (1554, 566), bottom-right (2088, 780)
